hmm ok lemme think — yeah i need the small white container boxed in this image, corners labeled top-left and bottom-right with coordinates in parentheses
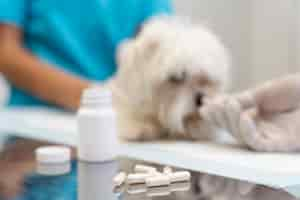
top-left (77, 86), bottom-right (119, 162)
top-left (37, 162), bottom-right (71, 176)
top-left (35, 146), bottom-right (71, 175)
top-left (36, 146), bottom-right (71, 164)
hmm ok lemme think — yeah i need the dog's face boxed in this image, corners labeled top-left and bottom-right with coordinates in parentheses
top-left (155, 67), bottom-right (223, 139)
top-left (117, 17), bottom-right (230, 140)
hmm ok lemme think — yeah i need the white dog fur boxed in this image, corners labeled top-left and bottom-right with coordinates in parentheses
top-left (111, 16), bottom-right (230, 141)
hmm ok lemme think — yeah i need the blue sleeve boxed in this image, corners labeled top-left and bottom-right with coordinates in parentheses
top-left (143, 0), bottom-right (173, 20)
top-left (0, 0), bottom-right (27, 28)
top-left (126, 0), bottom-right (172, 37)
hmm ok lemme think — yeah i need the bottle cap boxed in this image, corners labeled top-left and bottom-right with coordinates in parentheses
top-left (81, 85), bottom-right (112, 106)
top-left (37, 162), bottom-right (71, 176)
top-left (35, 146), bottom-right (71, 164)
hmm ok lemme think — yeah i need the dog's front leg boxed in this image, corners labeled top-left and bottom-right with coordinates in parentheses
top-left (118, 113), bottom-right (163, 141)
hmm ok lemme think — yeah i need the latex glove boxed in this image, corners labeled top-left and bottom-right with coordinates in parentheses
top-left (201, 96), bottom-right (300, 152)
top-left (238, 74), bottom-right (300, 114)
top-left (200, 74), bottom-right (300, 152)
top-left (200, 96), bottom-right (252, 145)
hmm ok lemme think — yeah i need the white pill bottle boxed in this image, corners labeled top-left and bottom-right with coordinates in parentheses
top-left (77, 86), bottom-right (119, 162)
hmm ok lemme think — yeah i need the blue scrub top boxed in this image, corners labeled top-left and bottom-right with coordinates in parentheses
top-left (0, 0), bottom-right (172, 107)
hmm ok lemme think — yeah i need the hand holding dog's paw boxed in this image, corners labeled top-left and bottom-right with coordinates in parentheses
top-left (200, 96), bottom-right (300, 152)
top-left (241, 111), bottom-right (300, 152)
top-left (199, 96), bottom-right (257, 145)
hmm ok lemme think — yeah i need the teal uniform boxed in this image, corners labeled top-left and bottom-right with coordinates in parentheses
top-left (0, 1), bottom-right (172, 199)
top-left (0, 0), bottom-right (172, 107)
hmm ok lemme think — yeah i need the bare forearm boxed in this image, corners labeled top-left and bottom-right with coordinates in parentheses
top-left (0, 46), bottom-right (90, 110)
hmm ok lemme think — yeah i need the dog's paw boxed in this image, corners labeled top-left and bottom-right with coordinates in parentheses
top-left (200, 96), bottom-right (247, 143)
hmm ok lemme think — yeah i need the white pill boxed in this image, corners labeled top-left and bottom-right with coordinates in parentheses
top-left (147, 186), bottom-right (171, 197)
top-left (127, 184), bottom-right (147, 194)
top-left (127, 173), bottom-right (153, 184)
top-left (170, 181), bottom-right (191, 192)
top-left (113, 172), bottom-right (127, 187)
top-left (113, 186), bottom-right (124, 195)
top-left (134, 164), bottom-right (157, 173)
top-left (163, 166), bottom-right (173, 174)
top-left (149, 170), bottom-right (162, 176)
top-left (146, 175), bottom-right (170, 187)
top-left (169, 171), bottom-right (191, 183)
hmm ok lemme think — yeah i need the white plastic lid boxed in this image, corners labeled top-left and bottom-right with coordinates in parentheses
top-left (37, 162), bottom-right (71, 176)
top-left (35, 146), bottom-right (71, 164)
top-left (81, 86), bottom-right (112, 106)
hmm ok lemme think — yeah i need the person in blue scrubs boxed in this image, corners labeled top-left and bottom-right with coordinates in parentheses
top-left (0, 0), bottom-right (172, 110)
top-left (0, 0), bottom-right (172, 199)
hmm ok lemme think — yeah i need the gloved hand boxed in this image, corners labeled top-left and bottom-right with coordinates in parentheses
top-left (200, 74), bottom-right (300, 152)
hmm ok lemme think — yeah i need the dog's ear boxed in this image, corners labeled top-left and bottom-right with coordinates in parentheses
top-left (116, 39), bottom-right (136, 69)
top-left (116, 36), bottom-right (160, 70)
top-left (136, 36), bottom-right (161, 60)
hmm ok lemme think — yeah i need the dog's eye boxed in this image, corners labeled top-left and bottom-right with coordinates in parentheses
top-left (168, 71), bottom-right (186, 84)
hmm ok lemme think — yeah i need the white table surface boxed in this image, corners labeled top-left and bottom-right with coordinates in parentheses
top-left (1, 107), bottom-right (300, 196)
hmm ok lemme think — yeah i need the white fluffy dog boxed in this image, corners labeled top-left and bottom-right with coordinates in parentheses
top-left (111, 16), bottom-right (230, 141)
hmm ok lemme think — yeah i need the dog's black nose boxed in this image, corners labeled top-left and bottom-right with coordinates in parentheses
top-left (195, 92), bottom-right (204, 107)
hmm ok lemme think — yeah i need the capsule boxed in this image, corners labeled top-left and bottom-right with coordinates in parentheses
top-left (113, 186), bottom-right (124, 196)
top-left (163, 166), bottom-right (173, 174)
top-left (134, 164), bottom-right (157, 173)
top-left (169, 171), bottom-right (191, 183)
top-left (170, 181), bottom-right (191, 192)
top-left (127, 173), bottom-right (153, 184)
top-left (113, 172), bottom-right (127, 187)
top-left (147, 186), bottom-right (171, 197)
top-left (127, 184), bottom-right (147, 194)
top-left (146, 175), bottom-right (170, 187)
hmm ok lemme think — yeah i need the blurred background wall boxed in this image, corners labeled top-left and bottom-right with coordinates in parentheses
top-left (175, 0), bottom-right (300, 91)
top-left (0, 0), bottom-right (299, 104)
top-left (175, 0), bottom-right (252, 91)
